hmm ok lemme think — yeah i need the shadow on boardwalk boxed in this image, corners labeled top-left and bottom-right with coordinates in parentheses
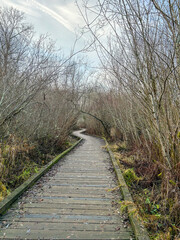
top-left (0, 130), bottom-right (134, 239)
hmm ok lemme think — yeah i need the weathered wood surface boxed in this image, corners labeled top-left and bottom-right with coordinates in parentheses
top-left (0, 130), bottom-right (134, 239)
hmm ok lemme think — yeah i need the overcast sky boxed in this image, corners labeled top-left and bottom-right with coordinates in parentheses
top-left (0, 0), bottom-right (86, 53)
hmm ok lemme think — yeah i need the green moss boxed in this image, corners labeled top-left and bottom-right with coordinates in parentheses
top-left (177, 131), bottom-right (180, 139)
top-left (16, 164), bottom-right (39, 184)
top-left (123, 168), bottom-right (141, 186)
top-left (65, 141), bottom-right (73, 147)
top-left (2, 145), bottom-right (10, 157)
top-left (0, 181), bottom-right (10, 202)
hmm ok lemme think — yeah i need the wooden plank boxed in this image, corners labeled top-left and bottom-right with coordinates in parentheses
top-left (60, 165), bottom-right (108, 168)
top-left (58, 170), bottom-right (110, 174)
top-left (0, 229), bottom-right (133, 239)
top-left (0, 216), bottom-right (121, 225)
top-left (44, 185), bottom-right (113, 190)
top-left (21, 207), bottom-right (115, 216)
top-left (1, 222), bottom-right (129, 232)
top-left (20, 202), bottom-right (115, 210)
top-left (46, 177), bottom-right (113, 181)
top-left (20, 194), bottom-right (117, 200)
top-left (39, 188), bottom-right (115, 194)
top-left (1, 213), bottom-right (121, 222)
top-left (48, 183), bottom-right (115, 187)
top-left (48, 180), bottom-right (117, 185)
top-left (41, 186), bottom-right (117, 193)
top-left (58, 167), bottom-right (109, 170)
top-left (62, 163), bottom-right (108, 166)
top-left (35, 192), bottom-right (119, 198)
top-left (17, 198), bottom-right (114, 205)
top-left (54, 175), bottom-right (112, 180)
top-left (55, 173), bottom-right (112, 177)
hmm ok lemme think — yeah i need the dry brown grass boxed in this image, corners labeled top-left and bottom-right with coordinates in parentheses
top-left (109, 141), bottom-right (180, 240)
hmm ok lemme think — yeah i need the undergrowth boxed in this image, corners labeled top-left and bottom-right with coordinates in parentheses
top-left (0, 134), bottom-right (74, 201)
top-left (110, 141), bottom-right (180, 240)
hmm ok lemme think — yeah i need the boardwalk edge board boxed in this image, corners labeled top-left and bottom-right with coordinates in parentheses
top-left (0, 137), bottom-right (83, 215)
top-left (105, 139), bottom-right (150, 240)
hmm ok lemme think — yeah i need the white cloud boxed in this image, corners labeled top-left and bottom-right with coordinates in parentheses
top-left (56, 2), bottom-right (83, 28)
top-left (0, 0), bottom-right (82, 33)
top-left (0, 0), bottom-right (86, 53)
top-left (0, 0), bottom-right (37, 16)
top-left (30, 0), bottom-right (75, 33)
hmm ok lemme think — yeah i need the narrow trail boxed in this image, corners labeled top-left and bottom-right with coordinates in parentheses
top-left (0, 130), bottom-right (134, 239)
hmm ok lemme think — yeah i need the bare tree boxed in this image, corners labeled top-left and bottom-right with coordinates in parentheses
top-left (78, 0), bottom-right (180, 170)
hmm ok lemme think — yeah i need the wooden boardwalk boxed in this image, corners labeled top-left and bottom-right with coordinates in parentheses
top-left (0, 130), bottom-right (134, 239)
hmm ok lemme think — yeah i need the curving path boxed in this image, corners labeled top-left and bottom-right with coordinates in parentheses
top-left (0, 130), bottom-right (134, 239)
